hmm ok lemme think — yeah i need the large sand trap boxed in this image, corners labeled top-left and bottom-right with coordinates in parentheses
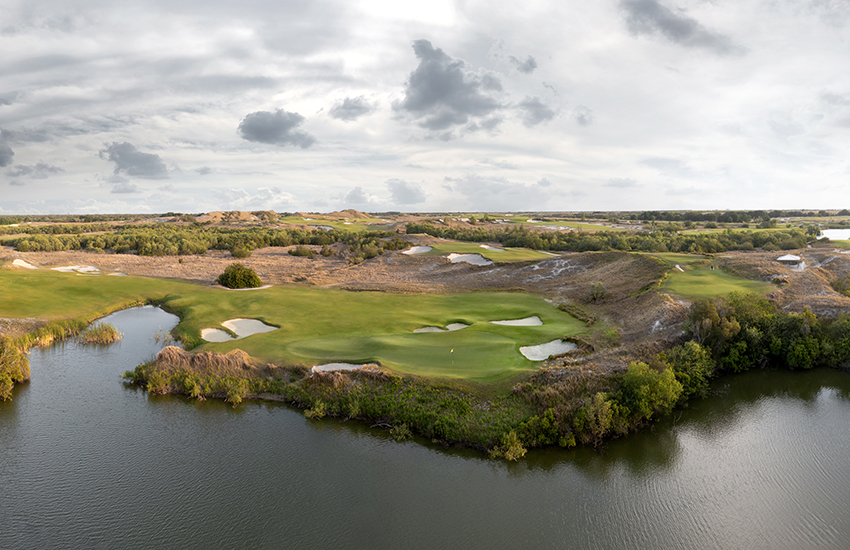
top-left (520, 339), bottom-right (577, 361)
top-left (221, 318), bottom-right (278, 338)
top-left (12, 259), bottom-right (38, 269)
top-left (201, 318), bottom-right (277, 342)
top-left (479, 244), bottom-right (505, 252)
top-left (51, 265), bottom-right (101, 273)
top-left (312, 362), bottom-right (365, 372)
top-left (490, 316), bottom-right (542, 326)
top-left (403, 246), bottom-right (432, 255)
top-left (201, 328), bottom-right (235, 342)
top-left (413, 322), bottom-right (469, 333)
top-left (447, 253), bottom-right (493, 266)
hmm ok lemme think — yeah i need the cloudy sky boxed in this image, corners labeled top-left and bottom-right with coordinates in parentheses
top-left (2, 0), bottom-right (849, 214)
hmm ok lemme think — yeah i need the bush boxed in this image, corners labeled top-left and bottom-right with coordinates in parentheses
top-left (288, 245), bottom-right (314, 258)
top-left (216, 263), bottom-right (262, 289)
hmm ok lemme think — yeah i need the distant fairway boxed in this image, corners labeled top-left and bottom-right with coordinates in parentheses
top-left (424, 242), bottom-right (557, 263)
top-left (655, 259), bottom-right (775, 300)
top-left (0, 269), bottom-right (585, 382)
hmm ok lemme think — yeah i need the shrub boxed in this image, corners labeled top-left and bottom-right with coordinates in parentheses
top-left (288, 245), bottom-right (314, 258)
top-left (216, 263), bottom-right (262, 289)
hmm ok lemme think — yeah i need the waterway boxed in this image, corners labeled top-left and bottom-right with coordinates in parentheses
top-left (3, 306), bottom-right (850, 549)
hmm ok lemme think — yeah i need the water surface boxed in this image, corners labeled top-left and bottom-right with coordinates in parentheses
top-left (3, 307), bottom-right (850, 549)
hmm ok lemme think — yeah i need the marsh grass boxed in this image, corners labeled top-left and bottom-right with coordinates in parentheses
top-left (78, 322), bottom-right (122, 345)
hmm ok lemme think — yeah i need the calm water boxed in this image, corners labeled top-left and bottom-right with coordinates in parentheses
top-left (3, 306), bottom-right (850, 549)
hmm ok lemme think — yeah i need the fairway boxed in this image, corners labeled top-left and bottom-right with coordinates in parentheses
top-left (0, 269), bottom-right (586, 381)
top-left (425, 242), bottom-right (557, 262)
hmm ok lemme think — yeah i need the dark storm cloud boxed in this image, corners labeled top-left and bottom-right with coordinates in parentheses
top-left (516, 96), bottom-right (555, 127)
top-left (386, 179), bottom-right (426, 204)
top-left (99, 142), bottom-right (169, 179)
top-left (619, 0), bottom-right (743, 55)
top-left (509, 55), bottom-right (538, 74)
top-left (329, 96), bottom-right (375, 121)
top-left (395, 39), bottom-right (504, 131)
top-left (0, 143), bottom-right (13, 167)
top-left (6, 161), bottom-right (64, 179)
top-left (573, 106), bottom-right (595, 126)
top-left (237, 109), bottom-right (316, 148)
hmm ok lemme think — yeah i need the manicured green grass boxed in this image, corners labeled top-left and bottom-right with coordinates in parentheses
top-left (424, 242), bottom-right (557, 262)
top-left (503, 217), bottom-right (626, 232)
top-left (0, 269), bottom-right (585, 381)
top-left (660, 264), bottom-right (774, 300)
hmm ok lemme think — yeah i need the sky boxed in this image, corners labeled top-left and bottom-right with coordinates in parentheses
top-left (1, 0), bottom-right (850, 214)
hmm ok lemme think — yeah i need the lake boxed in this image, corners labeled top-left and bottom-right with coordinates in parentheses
top-left (3, 306), bottom-right (850, 549)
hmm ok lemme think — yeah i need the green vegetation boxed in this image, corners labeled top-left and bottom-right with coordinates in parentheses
top-left (0, 270), bottom-right (585, 381)
top-left (407, 222), bottom-right (819, 254)
top-left (660, 262), bottom-right (775, 301)
top-left (78, 323), bottom-right (122, 345)
top-left (424, 242), bottom-right (556, 262)
top-left (216, 263), bottom-right (262, 289)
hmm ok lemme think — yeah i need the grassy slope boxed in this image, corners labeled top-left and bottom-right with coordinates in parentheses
top-left (660, 264), bottom-right (775, 300)
top-left (0, 269), bottom-right (585, 382)
top-left (424, 242), bottom-right (556, 263)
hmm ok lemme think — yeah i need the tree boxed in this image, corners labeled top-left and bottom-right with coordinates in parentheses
top-left (215, 263), bottom-right (262, 289)
top-left (619, 362), bottom-right (683, 421)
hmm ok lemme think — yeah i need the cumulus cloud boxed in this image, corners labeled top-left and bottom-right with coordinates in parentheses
top-left (443, 174), bottom-right (548, 210)
top-left (619, 0), bottom-right (744, 55)
top-left (195, 166), bottom-right (213, 175)
top-left (237, 109), bottom-right (316, 148)
top-left (517, 96), bottom-right (556, 127)
top-left (573, 105), bottom-right (595, 126)
top-left (214, 187), bottom-right (296, 209)
top-left (344, 186), bottom-right (370, 204)
top-left (509, 55), bottom-right (538, 74)
top-left (395, 39), bottom-right (503, 131)
top-left (386, 178), bottom-right (426, 204)
top-left (329, 96), bottom-right (375, 121)
top-left (7, 161), bottom-right (64, 179)
top-left (605, 177), bottom-right (638, 188)
top-left (99, 142), bottom-right (169, 179)
top-left (0, 143), bottom-right (13, 167)
top-left (111, 181), bottom-right (141, 194)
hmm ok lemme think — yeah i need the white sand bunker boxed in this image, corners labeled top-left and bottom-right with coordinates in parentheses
top-left (447, 253), bottom-right (493, 266)
top-left (52, 265), bottom-right (101, 273)
top-left (414, 323), bottom-right (469, 333)
top-left (520, 339), bottom-right (577, 361)
top-left (12, 259), bottom-right (38, 269)
top-left (312, 363), bottom-right (365, 373)
top-left (201, 328), bottom-right (235, 342)
top-left (201, 318), bottom-right (278, 342)
top-left (403, 246), bottom-right (432, 255)
top-left (491, 316), bottom-right (542, 326)
top-left (479, 244), bottom-right (505, 252)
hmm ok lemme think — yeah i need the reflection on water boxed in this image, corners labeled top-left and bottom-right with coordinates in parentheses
top-left (4, 307), bottom-right (850, 549)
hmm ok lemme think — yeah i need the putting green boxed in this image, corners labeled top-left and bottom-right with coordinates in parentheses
top-left (660, 263), bottom-right (774, 300)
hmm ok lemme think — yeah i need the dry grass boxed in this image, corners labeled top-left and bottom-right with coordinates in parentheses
top-left (155, 346), bottom-right (255, 375)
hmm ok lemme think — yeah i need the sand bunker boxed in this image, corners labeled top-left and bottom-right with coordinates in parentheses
top-left (200, 328), bottom-right (235, 342)
top-left (413, 323), bottom-right (469, 333)
top-left (490, 316), bottom-right (542, 326)
top-left (12, 259), bottom-right (38, 269)
top-left (447, 253), bottom-right (493, 266)
top-left (520, 339), bottom-right (577, 361)
top-left (201, 318), bottom-right (278, 342)
top-left (221, 318), bottom-right (278, 338)
top-left (675, 264), bottom-right (685, 272)
top-left (403, 246), bottom-right (432, 255)
top-left (479, 244), bottom-right (505, 252)
top-left (51, 265), bottom-right (101, 273)
top-left (214, 284), bottom-right (274, 291)
top-left (312, 362), bottom-right (365, 372)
